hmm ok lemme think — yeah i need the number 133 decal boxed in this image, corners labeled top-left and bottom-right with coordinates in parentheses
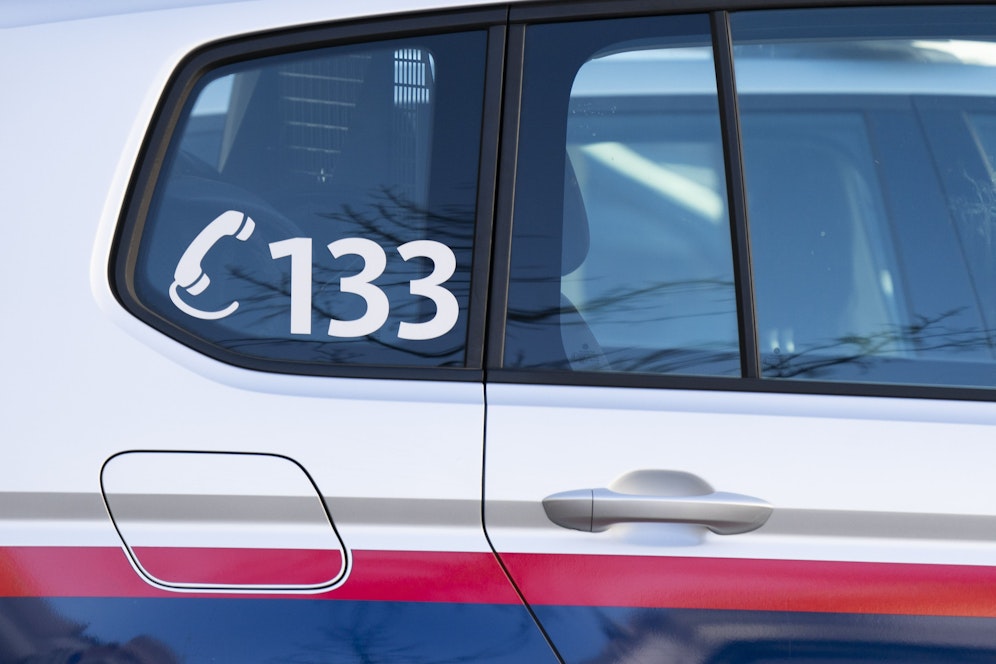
top-left (269, 236), bottom-right (458, 340)
top-left (171, 211), bottom-right (459, 341)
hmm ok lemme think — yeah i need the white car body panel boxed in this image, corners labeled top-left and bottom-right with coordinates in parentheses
top-left (3, 1), bottom-right (996, 662)
top-left (485, 383), bottom-right (996, 565)
top-left (0, 0), bottom-right (497, 555)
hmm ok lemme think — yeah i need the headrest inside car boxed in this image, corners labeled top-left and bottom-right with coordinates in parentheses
top-left (561, 158), bottom-right (590, 276)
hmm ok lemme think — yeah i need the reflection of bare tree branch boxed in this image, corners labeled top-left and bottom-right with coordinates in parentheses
top-left (317, 187), bottom-right (476, 238)
top-left (228, 267), bottom-right (464, 361)
top-left (606, 346), bottom-right (739, 375)
top-left (587, 610), bottom-right (710, 664)
top-left (950, 172), bottom-right (996, 333)
top-left (586, 605), bottom-right (996, 664)
top-left (957, 171), bottom-right (996, 255)
top-left (508, 278), bottom-right (734, 324)
top-left (508, 277), bottom-right (738, 374)
top-left (763, 309), bottom-right (994, 379)
top-left (222, 334), bottom-right (465, 363)
top-left (271, 604), bottom-right (541, 664)
top-left (509, 283), bottom-right (995, 380)
top-left (198, 187), bottom-right (476, 364)
top-left (0, 598), bottom-right (180, 664)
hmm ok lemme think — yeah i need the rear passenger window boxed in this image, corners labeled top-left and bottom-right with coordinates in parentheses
top-left (504, 15), bottom-right (740, 376)
top-left (116, 30), bottom-right (488, 372)
top-left (733, 7), bottom-right (996, 388)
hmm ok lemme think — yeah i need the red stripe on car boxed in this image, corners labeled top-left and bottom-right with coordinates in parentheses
top-left (501, 553), bottom-right (996, 617)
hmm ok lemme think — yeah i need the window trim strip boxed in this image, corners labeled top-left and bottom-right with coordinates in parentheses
top-left (110, 8), bottom-right (507, 381)
top-left (467, 21), bottom-right (510, 371)
top-left (485, 23), bottom-right (527, 370)
top-left (711, 10), bottom-right (759, 379)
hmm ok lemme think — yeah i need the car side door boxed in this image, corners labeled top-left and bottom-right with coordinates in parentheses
top-left (484, 6), bottom-right (996, 663)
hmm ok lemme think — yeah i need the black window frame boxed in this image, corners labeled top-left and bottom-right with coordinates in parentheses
top-left (111, 8), bottom-right (508, 382)
top-left (110, 0), bottom-right (996, 401)
top-left (486, 1), bottom-right (996, 403)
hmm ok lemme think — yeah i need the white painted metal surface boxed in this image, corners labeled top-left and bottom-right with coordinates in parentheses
top-left (0, 0), bottom-right (497, 558)
top-left (485, 383), bottom-right (996, 565)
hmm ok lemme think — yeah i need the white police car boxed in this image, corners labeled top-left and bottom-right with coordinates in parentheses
top-left (4, 0), bottom-right (996, 661)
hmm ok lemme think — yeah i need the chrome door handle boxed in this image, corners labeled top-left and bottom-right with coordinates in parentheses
top-left (542, 471), bottom-right (772, 535)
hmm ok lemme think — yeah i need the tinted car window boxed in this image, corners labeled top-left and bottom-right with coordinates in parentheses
top-left (121, 31), bottom-right (487, 371)
top-left (504, 15), bottom-right (740, 376)
top-left (733, 7), bottom-right (996, 387)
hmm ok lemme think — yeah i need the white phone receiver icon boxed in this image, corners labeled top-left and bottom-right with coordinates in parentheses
top-left (169, 210), bottom-right (255, 320)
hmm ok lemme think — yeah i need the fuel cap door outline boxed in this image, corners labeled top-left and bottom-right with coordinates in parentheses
top-left (100, 451), bottom-right (349, 593)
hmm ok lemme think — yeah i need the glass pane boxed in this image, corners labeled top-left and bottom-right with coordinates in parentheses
top-left (505, 15), bottom-right (739, 376)
top-left (733, 7), bottom-right (996, 387)
top-left (133, 32), bottom-right (487, 369)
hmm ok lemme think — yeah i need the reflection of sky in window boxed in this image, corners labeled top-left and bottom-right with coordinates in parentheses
top-left (578, 142), bottom-right (724, 224)
top-left (913, 39), bottom-right (996, 66)
top-left (569, 47), bottom-right (724, 226)
top-left (191, 74), bottom-right (233, 116)
top-left (574, 40), bottom-right (996, 97)
top-left (735, 39), bottom-right (996, 95)
top-left (596, 47), bottom-right (711, 61)
top-left (571, 46), bottom-right (717, 97)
